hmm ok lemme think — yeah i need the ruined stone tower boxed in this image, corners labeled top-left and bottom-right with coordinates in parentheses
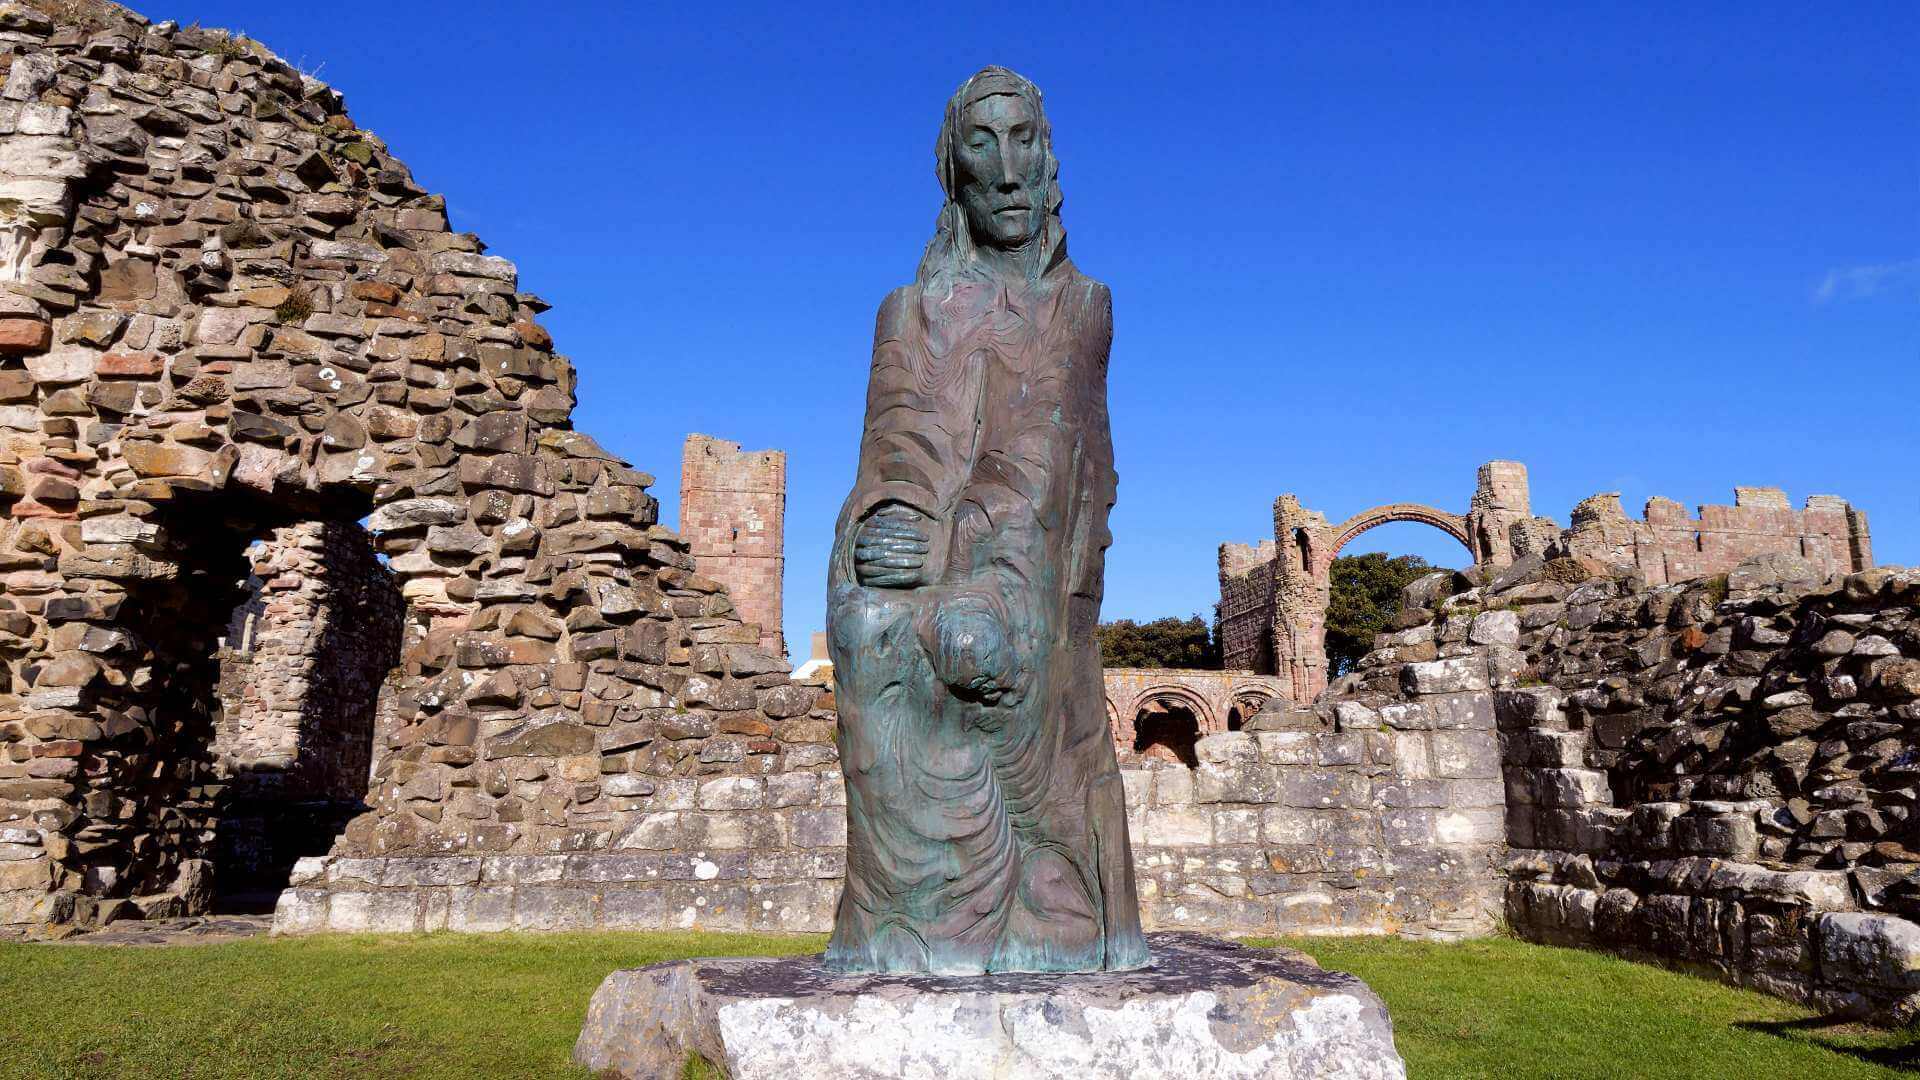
top-left (679, 435), bottom-right (786, 658)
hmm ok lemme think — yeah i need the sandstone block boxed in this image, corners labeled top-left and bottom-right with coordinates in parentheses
top-left (1467, 609), bottom-right (1519, 646)
top-left (1401, 658), bottom-right (1490, 695)
top-left (1820, 913), bottom-right (1920, 991)
top-left (0, 315), bottom-right (50, 353)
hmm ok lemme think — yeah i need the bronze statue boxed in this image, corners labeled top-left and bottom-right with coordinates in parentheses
top-left (824, 67), bottom-right (1148, 974)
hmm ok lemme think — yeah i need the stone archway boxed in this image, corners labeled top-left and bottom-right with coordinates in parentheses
top-left (1227, 688), bottom-right (1275, 731)
top-left (1126, 685), bottom-right (1215, 766)
top-left (1100, 669), bottom-right (1286, 762)
top-left (1272, 502), bottom-right (1474, 703)
top-left (1323, 504), bottom-right (1472, 564)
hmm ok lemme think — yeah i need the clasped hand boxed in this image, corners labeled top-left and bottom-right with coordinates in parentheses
top-left (853, 503), bottom-right (930, 588)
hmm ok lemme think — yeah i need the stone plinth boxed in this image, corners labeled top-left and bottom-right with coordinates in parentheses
top-left (573, 933), bottom-right (1406, 1080)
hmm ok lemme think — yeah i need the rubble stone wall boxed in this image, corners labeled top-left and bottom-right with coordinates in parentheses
top-left (0, 2), bottom-right (824, 928)
top-left (679, 434), bottom-right (784, 659)
top-left (1330, 552), bottom-right (1920, 1021)
top-left (210, 519), bottom-right (400, 887)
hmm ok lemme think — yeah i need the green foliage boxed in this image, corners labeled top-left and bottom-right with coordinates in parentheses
top-left (1325, 552), bottom-right (1435, 676)
top-left (273, 287), bottom-right (314, 325)
top-left (0, 931), bottom-right (1913, 1078)
top-left (1704, 573), bottom-right (1731, 606)
top-left (202, 30), bottom-right (252, 62)
top-left (1096, 614), bottom-right (1219, 670)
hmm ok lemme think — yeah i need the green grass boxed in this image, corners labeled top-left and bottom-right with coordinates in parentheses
top-left (1256, 935), bottom-right (1920, 1079)
top-left (0, 931), bottom-right (1914, 1079)
top-left (0, 931), bottom-right (820, 1080)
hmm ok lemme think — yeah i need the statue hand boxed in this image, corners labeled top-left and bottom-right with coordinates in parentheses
top-left (853, 503), bottom-right (930, 588)
top-left (931, 593), bottom-right (1022, 706)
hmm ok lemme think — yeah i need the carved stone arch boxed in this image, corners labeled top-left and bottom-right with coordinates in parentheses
top-left (1228, 687), bottom-right (1276, 730)
top-left (1135, 684), bottom-right (1220, 735)
top-left (1124, 683), bottom-right (1217, 768)
top-left (1321, 503), bottom-right (1474, 569)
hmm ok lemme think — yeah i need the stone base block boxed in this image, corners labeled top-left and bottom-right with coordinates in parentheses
top-left (574, 931), bottom-right (1406, 1080)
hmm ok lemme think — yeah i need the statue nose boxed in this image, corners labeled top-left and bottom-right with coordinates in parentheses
top-left (997, 146), bottom-right (1021, 189)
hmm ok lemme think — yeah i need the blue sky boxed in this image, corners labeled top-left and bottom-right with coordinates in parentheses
top-left (164, 1), bottom-right (1917, 660)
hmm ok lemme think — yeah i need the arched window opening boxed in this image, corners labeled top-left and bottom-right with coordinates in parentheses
top-left (1131, 698), bottom-right (1202, 767)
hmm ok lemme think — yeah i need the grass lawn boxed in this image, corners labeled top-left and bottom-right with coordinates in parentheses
top-left (0, 930), bottom-right (1914, 1079)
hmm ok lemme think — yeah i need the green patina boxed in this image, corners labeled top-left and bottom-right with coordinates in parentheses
top-left (822, 68), bottom-right (1147, 975)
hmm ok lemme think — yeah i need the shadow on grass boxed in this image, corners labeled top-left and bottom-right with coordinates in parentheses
top-left (1733, 1014), bottom-right (1920, 1074)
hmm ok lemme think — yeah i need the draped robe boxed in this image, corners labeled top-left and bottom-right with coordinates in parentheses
top-left (824, 255), bottom-right (1148, 974)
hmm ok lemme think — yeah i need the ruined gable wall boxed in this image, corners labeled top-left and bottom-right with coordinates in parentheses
top-left (0, 2), bottom-right (835, 928)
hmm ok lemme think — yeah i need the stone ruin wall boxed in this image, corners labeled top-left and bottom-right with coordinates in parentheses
top-left (1329, 554), bottom-right (1920, 1021)
top-left (1217, 539), bottom-right (1276, 676)
top-left (211, 518), bottom-right (400, 889)
top-left (278, 697), bottom-right (1509, 942)
top-left (6, 6), bottom-right (1914, 1024)
top-left (1218, 459), bottom-right (1873, 702)
top-left (0, 1), bottom-right (832, 928)
top-left (1564, 486), bottom-right (1872, 587)
top-left (214, 520), bottom-right (398, 800)
top-left (679, 434), bottom-right (785, 659)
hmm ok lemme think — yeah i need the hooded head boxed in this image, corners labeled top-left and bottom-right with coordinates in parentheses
top-left (918, 66), bottom-right (1066, 286)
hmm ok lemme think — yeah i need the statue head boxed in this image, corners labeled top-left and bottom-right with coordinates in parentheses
top-left (920, 66), bottom-right (1065, 285)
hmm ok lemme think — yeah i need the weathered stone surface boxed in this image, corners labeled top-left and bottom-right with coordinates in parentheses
top-left (1820, 914), bottom-right (1920, 993)
top-left (1216, 461), bottom-right (1869, 699)
top-left (574, 934), bottom-right (1405, 1080)
top-left (0, 2), bottom-right (823, 934)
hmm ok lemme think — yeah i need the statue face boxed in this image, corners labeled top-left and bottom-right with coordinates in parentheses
top-left (954, 92), bottom-right (1045, 250)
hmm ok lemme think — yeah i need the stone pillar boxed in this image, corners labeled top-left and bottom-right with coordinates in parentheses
top-left (1270, 495), bottom-right (1331, 703)
top-left (1214, 540), bottom-right (1275, 673)
top-left (1466, 460), bottom-right (1530, 569)
top-left (679, 435), bottom-right (787, 658)
top-left (1846, 505), bottom-right (1873, 570)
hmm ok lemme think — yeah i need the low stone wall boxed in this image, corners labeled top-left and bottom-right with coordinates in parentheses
top-left (1123, 700), bottom-right (1505, 938)
top-left (276, 692), bottom-right (1509, 940)
top-left (277, 769), bottom-right (848, 933)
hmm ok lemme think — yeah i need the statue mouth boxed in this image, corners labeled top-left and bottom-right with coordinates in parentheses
top-left (994, 204), bottom-right (1030, 216)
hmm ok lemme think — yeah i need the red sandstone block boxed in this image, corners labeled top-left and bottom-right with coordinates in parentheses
top-left (98, 351), bottom-right (165, 377)
top-left (350, 281), bottom-right (403, 304)
top-left (0, 316), bottom-right (51, 353)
